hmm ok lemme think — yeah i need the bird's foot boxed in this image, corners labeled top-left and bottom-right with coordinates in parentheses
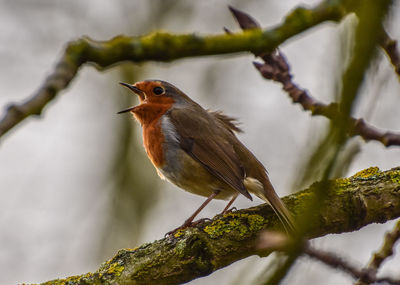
top-left (191, 217), bottom-right (212, 226)
top-left (165, 218), bottom-right (212, 238)
top-left (220, 206), bottom-right (238, 215)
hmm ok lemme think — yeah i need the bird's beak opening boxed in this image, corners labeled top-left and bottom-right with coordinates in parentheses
top-left (118, 82), bottom-right (145, 114)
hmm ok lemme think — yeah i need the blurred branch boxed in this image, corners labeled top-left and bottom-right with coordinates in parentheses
top-left (381, 30), bottom-right (400, 79)
top-left (253, 54), bottom-right (400, 147)
top-left (228, 5), bottom-right (400, 147)
top-left (0, 0), bottom-right (347, 140)
top-left (355, 219), bottom-right (400, 285)
top-left (256, 232), bottom-right (400, 285)
top-left (41, 167), bottom-right (400, 285)
top-left (304, 245), bottom-right (400, 285)
top-left (230, 3), bottom-right (395, 284)
top-left (273, 0), bottom-right (393, 282)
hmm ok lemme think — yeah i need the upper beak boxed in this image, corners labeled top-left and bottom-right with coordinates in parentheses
top-left (118, 82), bottom-right (145, 114)
top-left (119, 82), bottom-right (143, 95)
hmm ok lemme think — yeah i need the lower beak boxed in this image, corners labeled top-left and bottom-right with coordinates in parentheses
top-left (117, 106), bottom-right (135, 114)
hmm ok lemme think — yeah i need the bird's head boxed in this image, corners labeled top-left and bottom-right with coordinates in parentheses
top-left (118, 80), bottom-right (195, 115)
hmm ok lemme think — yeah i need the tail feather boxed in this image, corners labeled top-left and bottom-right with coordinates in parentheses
top-left (256, 178), bottom-right (296, 234)
top-left (244, 176), bottom-right (296, 233)
top-left (266, 192), bottom-right (296, 234)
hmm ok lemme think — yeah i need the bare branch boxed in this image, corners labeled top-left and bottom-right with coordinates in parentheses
top-left (381, 30), bottom-right (400, 79)
top-left (355, 219), bottom-right (400, 285)
top-left (304, 246), bottom-right (400, 285)
top-left (253, 56), bottom-right (400, 147)
top-left (228, 5), bottom-right (400, 148)
top-left (256, 230), bottom-right (400, 285)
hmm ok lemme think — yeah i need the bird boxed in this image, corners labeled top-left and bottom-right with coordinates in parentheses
top-left (118, 80), bottom-right (295, 233)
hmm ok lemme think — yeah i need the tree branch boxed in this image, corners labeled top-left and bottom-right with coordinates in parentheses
top-left (40, 167), bottom-right (400, 285)
top-left (304, 245), bottom-right (400, 285)
top-left (227, 5), bottom-right (400, 147)
top-left (381, 30), bottom-right (400, 79)
top-left (256, 232), bottom-right (400, 285)
top-left (253, 55), bottom-right (400, 147)
top-left (355, 219), bottom-right (400, 285)
top-left (0, 0), bottom-right (347, 140)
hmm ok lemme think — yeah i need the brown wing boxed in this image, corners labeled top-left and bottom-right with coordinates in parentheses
top-left (208, 110), bottom-right (242, 134)
top-left (168, 108), bottom-right (252, 200)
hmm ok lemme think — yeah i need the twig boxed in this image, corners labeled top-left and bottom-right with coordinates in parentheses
top-left (253, 57), bottom-right (400, 147)
top-left (381, 30), bottom-right (400, 79)
top-left (0, 55), bottom-right (79, 139)
top-left (304, 245), bottom-right (400, 285)
top-left (256, 230), bottom-right (400, 285)
top-left (228, 6), bottom-right (400, 147)
top-left (355, 220), bottom-right (400, 285)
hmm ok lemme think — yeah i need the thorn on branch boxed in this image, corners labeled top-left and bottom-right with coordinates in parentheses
top-left (228, 5), bottom-right (261, 30)
top-left (223, 27), bottom-right (233, 34)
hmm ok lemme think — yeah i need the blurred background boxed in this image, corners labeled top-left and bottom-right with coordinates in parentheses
top-left (1, 0), bottom-right (400, 284)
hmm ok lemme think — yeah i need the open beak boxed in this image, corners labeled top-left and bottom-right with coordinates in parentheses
top-left (118, 82), bottom-right (145, 114)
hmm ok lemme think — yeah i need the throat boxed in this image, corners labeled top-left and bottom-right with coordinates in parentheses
top-left (132, 101), bottom-right (173, 126)
top-left (133, 105), bottom-right (163, 125)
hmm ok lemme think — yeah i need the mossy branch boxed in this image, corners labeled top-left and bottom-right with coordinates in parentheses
top-left (0, 0), bottom-right (347, 140)
top-left (40, 167), bottom-right (400, 285)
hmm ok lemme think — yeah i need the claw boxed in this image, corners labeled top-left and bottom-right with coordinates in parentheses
top-left (165, 218), bottom-right (212, 237)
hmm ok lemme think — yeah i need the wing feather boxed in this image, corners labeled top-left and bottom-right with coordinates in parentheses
top-left (169, 108), bottom-right (252, 200)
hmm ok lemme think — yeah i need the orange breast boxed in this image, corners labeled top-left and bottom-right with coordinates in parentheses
top-left (143, 120), bottom-right (165, 167)
top-left (132, 96), bottom-right (174, 168)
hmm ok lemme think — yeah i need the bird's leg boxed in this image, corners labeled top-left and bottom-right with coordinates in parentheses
top-left (166, 190), bottom-right (220, 236)
top-left (220, 193), bottom-right (239, 215)
top-left (182, 189), bottom-right (221, 227)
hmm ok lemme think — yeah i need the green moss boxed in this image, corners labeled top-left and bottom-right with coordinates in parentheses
top-left (333, 177), bottom-right (352, 188)
top-left (175, 238), bottom-right (189, 258)
top-left (352, 166), bottom-right (380, 178)
top-left (174, 229), bottom-right (185, 238)
top-left (203, 213), bottom-right (265, 239)
top-left (203, 220), bottom-right (227, 238)
top-left (65, 39), bottom-right (90, 65)
top-left (388, 170), bottom-right (400, 184)
top-left (285, 7), bottom-right (313, 25)
top-left (105, 262), bottom-right (124, 277)
top-left (42, 272), bottom-right (97, 285)
top-left (247, 214), bottom-right (265, 231)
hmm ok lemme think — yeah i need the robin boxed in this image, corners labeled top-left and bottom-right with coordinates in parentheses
top-left (118, 80), bottom-right (295, 233)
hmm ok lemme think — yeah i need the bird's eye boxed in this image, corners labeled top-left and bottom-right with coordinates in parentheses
top-left (153, 86), bottom-right (164, 95)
